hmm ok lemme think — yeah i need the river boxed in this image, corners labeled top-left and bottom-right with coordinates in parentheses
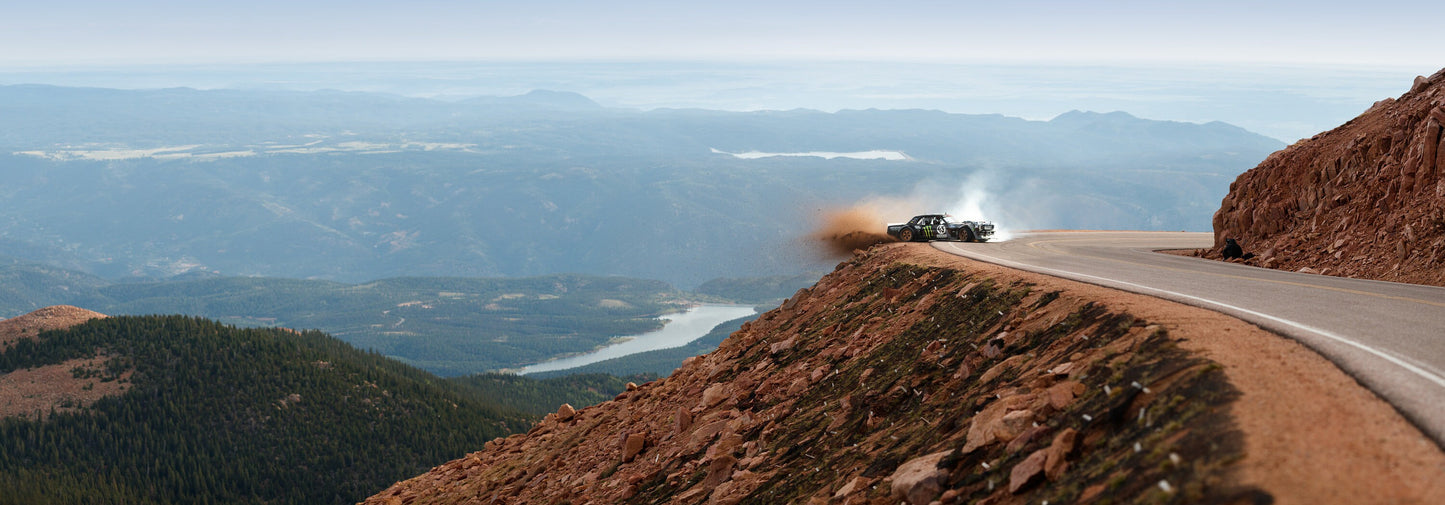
top-left (519, 304), bottom-right (756, 374)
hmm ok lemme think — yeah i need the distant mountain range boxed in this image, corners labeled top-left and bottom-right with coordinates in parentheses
top-left (0, 85), bottom-right (1283, 287)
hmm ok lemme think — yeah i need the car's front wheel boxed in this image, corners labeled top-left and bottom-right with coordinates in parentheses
top-left (961, 228), bottom-right (976, 242)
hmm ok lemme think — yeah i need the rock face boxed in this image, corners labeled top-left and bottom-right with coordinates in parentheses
top-left (1213, 68), bottom-right (1445, 286)
top-left (361, 245), bottom-right (1260, 505)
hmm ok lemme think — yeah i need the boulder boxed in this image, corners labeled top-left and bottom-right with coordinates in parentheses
top-left (810, 365), bottom-right (829, 382)
top-left (780, 287), bottom-right (810, 311)
top-left (996, 410), bottom-right (1035, 442)
top-left (703, 454), bottom-right (737, 489)
top-left (769, 337), bottom-right (797, 355)
top-left (962, 395), bottom-right (1032, 453)
top-left (1046, 380), bottom-right (1084, 410)
top-left (701, 383), bottom-right (731, 408)
top-left (623, 433), bottom-right (647, 462)
top-left (674, 406), bottom-right (693, 435)
top-left (1004, 425), bottom-right (1050, 454)
top-left (786, 376), bottom-right (811, 396)
top-left (1044, 428), bottom-right (1079, 481)
top-left (1009, 449), bottom-right (1048, 493)
top-left (556, 403), bottom-right (576, 422)
top-left (833, 476), bottom-right (864, 499)
top-left (889, 450), bottom-right (953, 505)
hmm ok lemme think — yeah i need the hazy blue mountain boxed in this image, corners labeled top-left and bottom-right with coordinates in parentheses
top-left (462, 89), bottom-right (603, 110)
top-left (0, 85), bottom-right (1283, 288)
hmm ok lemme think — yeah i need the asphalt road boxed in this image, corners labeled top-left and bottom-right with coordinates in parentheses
top-left (935, 231), bottom-right (1445, 446)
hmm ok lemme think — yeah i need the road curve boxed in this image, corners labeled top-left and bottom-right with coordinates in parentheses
top-left (936, 231), bottom-right (1445, 447)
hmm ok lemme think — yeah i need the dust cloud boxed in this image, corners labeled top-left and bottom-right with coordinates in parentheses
top-left (808, 171), bottom-right (1022, 258)
top-left (809, 205), bottom-right (897, 258)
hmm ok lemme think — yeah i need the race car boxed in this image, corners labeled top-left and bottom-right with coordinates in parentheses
top-left (887, 214), bottom-right (994, 242)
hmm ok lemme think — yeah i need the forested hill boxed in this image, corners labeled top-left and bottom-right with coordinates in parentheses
top-left (0, 314), bottom-right (534, 505)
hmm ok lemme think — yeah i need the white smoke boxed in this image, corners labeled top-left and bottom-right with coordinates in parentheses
top-left (825, 170), bottom-right (1037, 243)
top-left (943, 171), bottom-right (1016, 242)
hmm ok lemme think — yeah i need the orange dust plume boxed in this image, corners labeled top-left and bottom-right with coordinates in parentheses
top-left (810, 205), bottom-right (898, 257)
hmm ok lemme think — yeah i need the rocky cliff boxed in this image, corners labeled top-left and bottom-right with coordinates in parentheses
top-left (1212, 68), bottom-right (1445, 285)
top-left (366, 245), bottom-right (1283, 505)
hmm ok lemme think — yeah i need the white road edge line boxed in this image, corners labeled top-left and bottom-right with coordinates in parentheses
top-left (941, 243), bottom-right (1445, 391)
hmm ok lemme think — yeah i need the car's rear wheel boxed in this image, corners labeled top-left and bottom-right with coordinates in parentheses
top-left (899, 228), bottom-right (914, 241)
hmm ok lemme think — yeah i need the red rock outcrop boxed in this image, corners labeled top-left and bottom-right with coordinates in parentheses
top-left (1213, 68), bottom-right (1445, 285)
top-left (361, 246), bottom-right (1264, 505)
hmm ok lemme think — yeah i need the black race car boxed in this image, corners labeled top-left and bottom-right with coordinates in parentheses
top-left (887, 214), bottom-right (994, 242)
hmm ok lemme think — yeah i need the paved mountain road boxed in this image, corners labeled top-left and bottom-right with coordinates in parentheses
top-left (936, 231), bottom-right (1445, 446)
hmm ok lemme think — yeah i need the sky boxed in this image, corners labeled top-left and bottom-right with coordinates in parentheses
top-left (3, 0), bottom-right (1443, 67)
top-left (2, 1), bottom-right (1441, 142)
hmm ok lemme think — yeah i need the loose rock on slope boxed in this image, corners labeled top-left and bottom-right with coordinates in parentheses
top-left (362, 246), bottom-right (1267, 505)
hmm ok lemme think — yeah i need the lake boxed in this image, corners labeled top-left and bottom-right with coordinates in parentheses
top-left (519, 304), bottom-right (757, 374)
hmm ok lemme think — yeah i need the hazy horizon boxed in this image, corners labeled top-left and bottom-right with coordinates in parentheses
top-left (7, 1), bottom-right (1441, 141)
top-left (1, 60), bottom-right (1431, 142)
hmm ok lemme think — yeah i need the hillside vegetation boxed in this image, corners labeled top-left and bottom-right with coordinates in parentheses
top-left (0, 314), bottom-right (535, 504)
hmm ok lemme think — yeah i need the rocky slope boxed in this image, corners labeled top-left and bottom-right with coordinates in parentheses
top-left (364, 244), bottom-right (1445, 504)
top-left (1212, 68), bottom-right (1445, 285)
top-left (370, 243), bottom-right (1420, 505)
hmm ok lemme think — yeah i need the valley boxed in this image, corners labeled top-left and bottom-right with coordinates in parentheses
top-left (0, 85), bottom-right (1281, 288)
